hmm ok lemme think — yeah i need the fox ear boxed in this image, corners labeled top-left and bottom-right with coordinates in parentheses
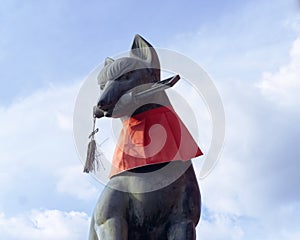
top-left (130, 34), bottom-right (160, 81)
top-left (104, 57), bottom-right (114, 66)
top-left (98, 57), bottom-right (114, 86)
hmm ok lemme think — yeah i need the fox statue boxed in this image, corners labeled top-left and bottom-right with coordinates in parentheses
top-left (88, 34), bottom-right (202, 240)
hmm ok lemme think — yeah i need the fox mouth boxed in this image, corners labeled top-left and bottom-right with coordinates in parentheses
top-left (103, 108), bottom-right (113, 117)
top-left (102, 106), bottom-right (125, 118)
top-left (98, 102), bottom-right (115, 118)
top-left (103, 105), bottom-right (132, 118)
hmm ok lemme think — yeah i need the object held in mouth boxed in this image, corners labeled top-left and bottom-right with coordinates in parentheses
top-left (135, 74), bottom-right (180, 99)
top-left (94, 75), bottom-right (180, 119)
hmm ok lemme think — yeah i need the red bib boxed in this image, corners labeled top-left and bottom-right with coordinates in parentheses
top-left (110, 106), bottom-right (203, 177)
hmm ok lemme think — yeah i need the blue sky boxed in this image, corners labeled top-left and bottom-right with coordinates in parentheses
top-left (0, 0), bottom-right (255, 103)
top-left (1, 0), bottom-right (300, 239)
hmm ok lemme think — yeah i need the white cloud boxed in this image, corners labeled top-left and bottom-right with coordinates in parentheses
top-left (56, 111), bottom-right (73, 131)
top-left (0, 83), bottom-right (77, 181)
top-left (0, 209), bottom-right (89, 240)
top-left (197, 213), bottom-right (244, 240)
top-left (0, 81), bottom-right (102, 214)
top-left (257, 37), bottom-right (300, 108)
top-left (193, 69), bottom-right (300, 238)
top-left (0, 80), bottom-right (105, 239)
top-left (189, 26), bottom-right (300, 238)
top-left (55, 164), bottom-right (100, 201)
top-left (199, 106), bottom-right (300, 238)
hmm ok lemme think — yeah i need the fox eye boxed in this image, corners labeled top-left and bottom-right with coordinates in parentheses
top-left (118, 72), bottom-right (131, 81)
top-left (100, 83), bottom-right (106, 90)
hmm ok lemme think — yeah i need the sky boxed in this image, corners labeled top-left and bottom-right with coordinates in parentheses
top-left (1, 0), bottom-right (300, 239)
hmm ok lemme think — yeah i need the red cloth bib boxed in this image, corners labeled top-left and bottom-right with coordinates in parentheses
top-left (110, 106), bottom-right (203, 177)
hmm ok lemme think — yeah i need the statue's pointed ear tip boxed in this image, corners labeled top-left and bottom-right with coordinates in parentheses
top-left (105, 57), bottom-right (114, 61)
top-left (104, 57), bottom-right (114, 66)
top-left (133, 34), bottom-right (150, 44)
top-left (134, 34), bottom-right (142, 40)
